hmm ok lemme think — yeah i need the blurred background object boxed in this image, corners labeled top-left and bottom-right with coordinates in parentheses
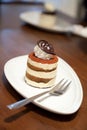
top-left (39, 0), bottom-right (86, 23)
top-left (83, 0), bottom-right (87, 22)
top-left (1, 0), bottom-right (86, 23)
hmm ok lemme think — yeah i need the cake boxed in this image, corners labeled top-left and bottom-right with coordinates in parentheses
top-left (25, 40), bottom-right (58, 88)
top-left (39, 13), bottom-right (56, 28)
top-left (39, 3), bottom-right (57, 28)
top-left (43, 3), bottom-right (57, 14)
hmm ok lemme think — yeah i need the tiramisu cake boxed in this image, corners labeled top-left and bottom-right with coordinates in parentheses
top-left (39, 4), bottom-right (57, 28)
top-left (25, 40), bottom-right (58, 88)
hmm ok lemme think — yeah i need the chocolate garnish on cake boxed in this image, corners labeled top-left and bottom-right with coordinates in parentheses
top-left (37, 40), bottom-right (56, 55)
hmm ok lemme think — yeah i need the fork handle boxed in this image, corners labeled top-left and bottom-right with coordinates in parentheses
top-left (7, 90), bottom-right (49, 110)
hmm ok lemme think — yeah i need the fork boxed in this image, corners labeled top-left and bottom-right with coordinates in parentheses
top-left (7, 79), bottom-right (71, 110)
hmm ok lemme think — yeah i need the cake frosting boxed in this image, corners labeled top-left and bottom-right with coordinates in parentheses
top-left (25, 40), bottom-right (58, 88)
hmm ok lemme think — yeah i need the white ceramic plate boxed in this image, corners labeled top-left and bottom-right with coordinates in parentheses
top-left (4, 55), bottom-right (83, 114)
top-left (19, 11), bottom-right (71, 32)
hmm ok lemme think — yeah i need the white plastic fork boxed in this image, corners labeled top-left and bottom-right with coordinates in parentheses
top-left (7, 79), bottom-right (71, 110)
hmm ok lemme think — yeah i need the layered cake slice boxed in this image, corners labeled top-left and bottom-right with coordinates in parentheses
top-left (25, 40), bottom-right (58, 88)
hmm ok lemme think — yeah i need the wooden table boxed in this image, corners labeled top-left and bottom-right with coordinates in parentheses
top-left (0, 2), bottom-right (87, 130)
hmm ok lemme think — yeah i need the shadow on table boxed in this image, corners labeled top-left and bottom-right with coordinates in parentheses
top-left (4, 103), bottom-right (78, 123)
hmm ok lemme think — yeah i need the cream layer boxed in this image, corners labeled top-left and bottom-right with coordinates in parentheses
top-left (27, 57), bottom-right (58, 70)
top-left (26, 67), bottom-right (57, 79)
top-left (25, 76), bottom-right (56, 88)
